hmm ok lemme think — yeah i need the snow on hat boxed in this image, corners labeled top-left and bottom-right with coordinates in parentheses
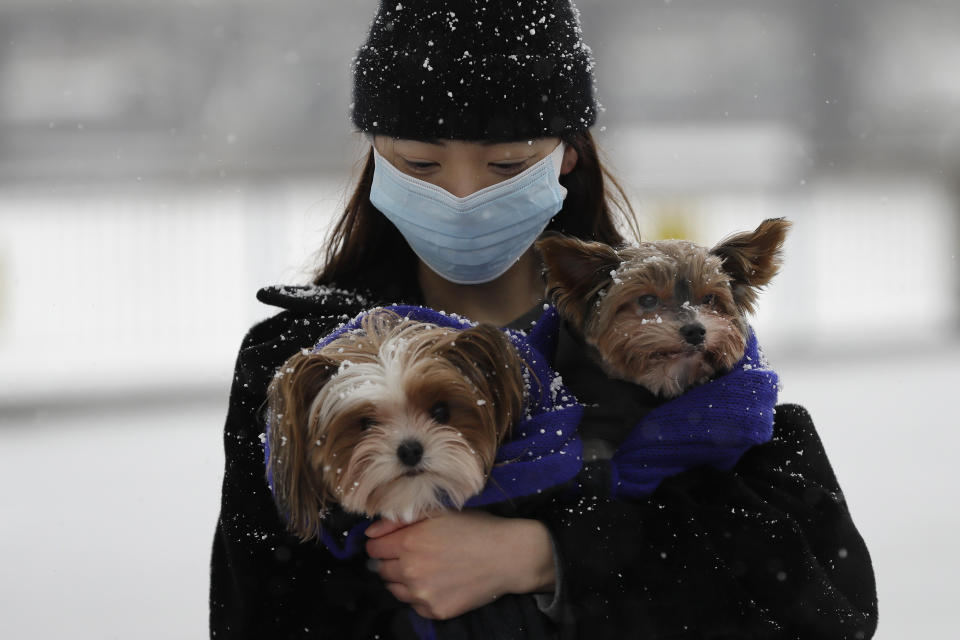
top-left (351, 0), bottom-right (598, 141)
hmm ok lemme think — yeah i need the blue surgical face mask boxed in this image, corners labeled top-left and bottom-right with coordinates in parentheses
top-left (369, 141), bottom-right (568, 285)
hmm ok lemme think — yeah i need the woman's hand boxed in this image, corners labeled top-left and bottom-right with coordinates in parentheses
top-left (365, 510), bottom-right (556, 620)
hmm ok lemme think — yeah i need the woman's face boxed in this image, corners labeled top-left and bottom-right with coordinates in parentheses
top-left (372, 136), bottom-right (579, 198)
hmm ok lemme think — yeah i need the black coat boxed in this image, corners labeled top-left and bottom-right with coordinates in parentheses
top-left (209, 284), bottom-right (878, 639)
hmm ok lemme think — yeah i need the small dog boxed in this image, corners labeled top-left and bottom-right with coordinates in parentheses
top-left (266, 308), bottom-right (526, 541)
top-left (536, 218), bottom-right (790, 398)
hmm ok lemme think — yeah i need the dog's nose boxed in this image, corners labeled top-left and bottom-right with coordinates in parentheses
top-left (679, 322), bottom-right (706, 345)
top-left (396, 439), bottom-right (424, 467)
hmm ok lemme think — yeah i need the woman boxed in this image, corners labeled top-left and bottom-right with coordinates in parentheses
top-left (209, 1), bottom-right (877, 638)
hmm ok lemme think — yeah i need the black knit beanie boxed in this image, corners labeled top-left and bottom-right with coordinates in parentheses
top-left (351, 0), bottom-right (598, 141)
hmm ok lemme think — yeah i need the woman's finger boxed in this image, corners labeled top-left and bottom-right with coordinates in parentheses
top-left (411, 603), bottom-right (437, 620)
top-left (374, 558), bottom-right (406, 583)
top-left (365, 536), bottom-right (396, 560)
top-left (384, 581), bottom-right (416, 604)
top-left (365, 518), bottom-right (411, 538)
top-left (386, 583), bottom-right (442, 619)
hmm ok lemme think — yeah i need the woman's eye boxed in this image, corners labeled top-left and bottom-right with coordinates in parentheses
top-left (489, 161), bottom-right (526, 174)
top-left (637, 294), bottom-right (659, 310)
top-left (429, 401), bottom-right (450, 424)
top-left (401, 159), bottom-right (438, 173)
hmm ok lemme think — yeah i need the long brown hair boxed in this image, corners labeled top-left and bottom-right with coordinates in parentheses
top-left (313, 130), bottom-right (637, 297)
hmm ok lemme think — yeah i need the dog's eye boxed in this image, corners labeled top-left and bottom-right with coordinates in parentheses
top-left (430, 402), bottom-right (450, 424)
top-left (359, 417), bottom-right (377, 431)
top-left (637, 294), bottom-right (659, 310)
top-left (702, 294), bottom-right (716, 305)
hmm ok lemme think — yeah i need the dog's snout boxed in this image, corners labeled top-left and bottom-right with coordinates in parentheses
top-left (679, 322), bottom-right (706, 345)
top-left (396, 439), bottom-right (424, 467)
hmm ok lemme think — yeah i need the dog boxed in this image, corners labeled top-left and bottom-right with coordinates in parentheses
top-left (265, 308), bottom-right (526, 541)
top-left (536, 218), bottom-right (790, 399)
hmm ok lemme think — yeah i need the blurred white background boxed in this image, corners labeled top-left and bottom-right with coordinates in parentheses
top-left (1, 0), bottom-right (958, 638)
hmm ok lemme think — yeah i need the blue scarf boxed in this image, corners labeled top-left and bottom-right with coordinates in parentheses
top-left (607, 329), bottom-right (778, 499)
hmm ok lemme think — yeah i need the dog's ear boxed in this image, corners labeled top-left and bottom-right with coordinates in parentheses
top-left (535, 232), bottom-right (621, 333)
top-left (266, 349), bottom-right (338, 541)
top-left (710, 218), bottom-right (790, 314)
top-left (440, 324), bottom-right (526, 443)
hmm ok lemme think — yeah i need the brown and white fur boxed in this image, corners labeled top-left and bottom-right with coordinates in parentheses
top-left (536, 218), bottom-right (790, 398)
top-left (266, 308), bottom-right (526, 541)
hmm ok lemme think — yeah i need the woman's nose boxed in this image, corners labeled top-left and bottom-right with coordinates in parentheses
top-left (440, 169), bottom-right (488, 198)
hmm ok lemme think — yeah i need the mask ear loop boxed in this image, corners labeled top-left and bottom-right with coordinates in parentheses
top-left (550, 141), bottom-right (567, 177)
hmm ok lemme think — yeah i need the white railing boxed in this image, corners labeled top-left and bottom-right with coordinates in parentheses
top-left (0, 178), bottom-right (345, 405)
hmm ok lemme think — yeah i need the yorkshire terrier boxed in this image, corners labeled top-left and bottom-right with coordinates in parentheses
top-left (536, 218), bottom-right (790, 398)
top-left (265, 308), bottom-right (526, 541)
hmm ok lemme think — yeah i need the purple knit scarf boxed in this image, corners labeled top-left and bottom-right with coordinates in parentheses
top-left (607, 328), bottom-right (778, 499)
